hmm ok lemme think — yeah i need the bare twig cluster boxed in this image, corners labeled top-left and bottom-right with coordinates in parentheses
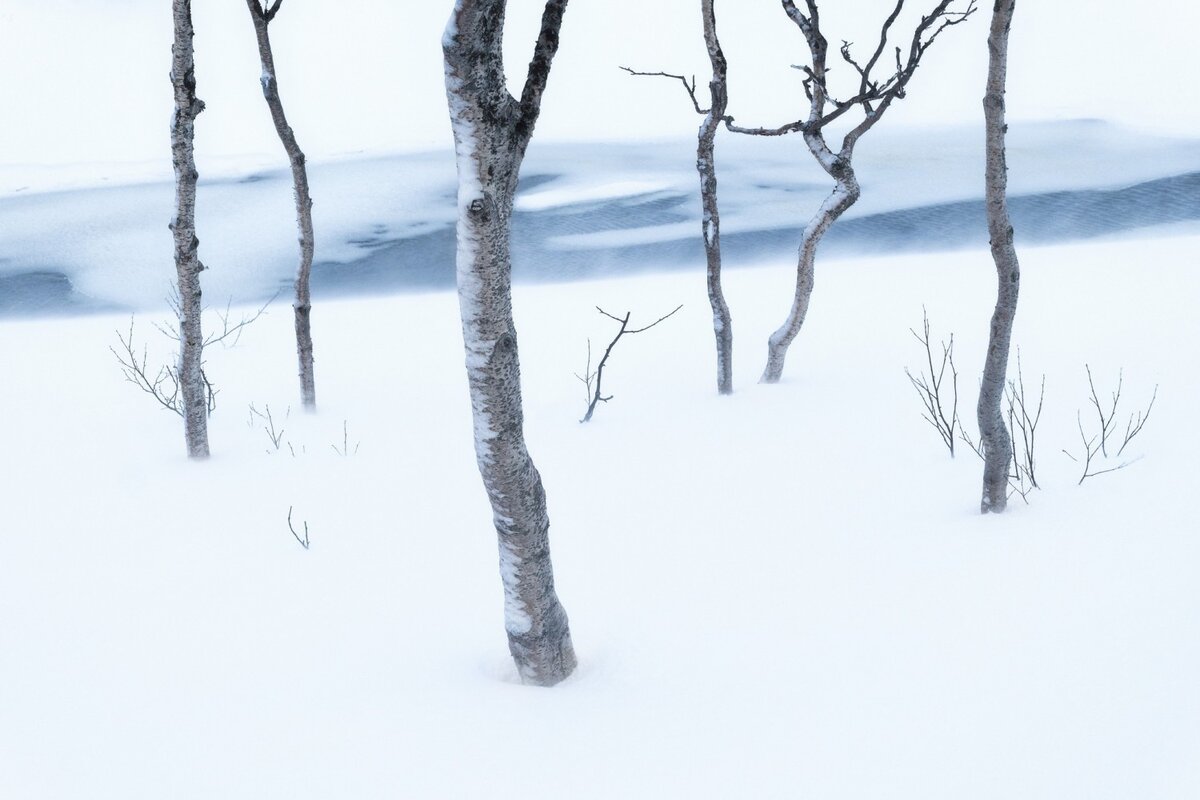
top-left (113, 298), bottom-right (272, 421)
top-left (208, 294), bottom-right (275, 349)
top-left (576, 304), bottom-right (682, 423)
top-left (625, 1), bottom-right (977, 147)
top-left (726, 0), bottom-right (976, 145)
top-left (963, 351), bottom-right (1043, 504)
top-left (905, 308), bottom-right (959, 456)
top-left (111, 317), bottom-right (216, 418)
top-left (248, 402), bottom-right (291, 453)
top-left (1063, 366), bottom-right (1158, 484)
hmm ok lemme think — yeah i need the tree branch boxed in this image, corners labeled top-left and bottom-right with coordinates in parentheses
top-left (518, 0), bottom-right (570, 136)
top-left (619, 67), bottom-right (707, 115)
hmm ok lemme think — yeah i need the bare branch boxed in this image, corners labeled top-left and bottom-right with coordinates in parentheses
top-left (619, 67), bottom-right (706, 115)
top-left (724, 117), bottom-right (808, 137)
top-left (1066, 366), bottom-right (1158, 484)
top-left (287, 506), bottom-right (310, 550)
top-left (331, 419), bottom-right (359, 457)
top-left (905, 307), bottom-right (959, 456)
top-left (518, 0), bottom-right (569, 137)
top-left (626, 304), bottom-right (683, 334)
top-left (110, 317), bottom-right (183, 417)
top-left (204, 291), bottom-right (277, 348)
top-left (1117, 385), bottom-right (1157, 457)
top-left (579, 305), bottom-right (682, 423)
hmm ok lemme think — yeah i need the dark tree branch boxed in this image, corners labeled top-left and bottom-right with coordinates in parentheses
top-left (518, 0), bottom-right (570, 138)
top-left (619, 67), bottom-right (707, 115)
top-left (724, 117), bottom-right (808, 137)
top-left (580, 305), bottom-right (682, 423)
top-left (287, 506), bottom-right (310, 550)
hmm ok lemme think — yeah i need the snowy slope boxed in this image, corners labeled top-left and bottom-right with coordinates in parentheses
top-left (1, 232), bottom-right (1197, 799)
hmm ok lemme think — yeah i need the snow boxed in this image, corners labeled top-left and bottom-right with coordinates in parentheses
top-left (1, 227), bottom-right (1198, 798)
top-left (515, 179), bottom-right (675, 211)
top-left (3, 120), bottom-right (1198, 317)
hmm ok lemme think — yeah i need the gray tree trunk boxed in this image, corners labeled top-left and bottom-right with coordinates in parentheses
top-left (699, 0), bottom-right (733, 395)
top-left (978, 0), bottom-right (1020, 513)
top-left (170, 0), bottom-right (210, 459)
top-left (761, 143), bottom-right (860, 383)
top-left (736, 0), bottom-right (972, 384)
top-left (443, 0), bottom-right (576, 687)
top-left (246, 0), bottom-right (317, 409)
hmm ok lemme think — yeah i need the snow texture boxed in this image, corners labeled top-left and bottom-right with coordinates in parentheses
top-left (1, 231), bottom-right (1197, 798)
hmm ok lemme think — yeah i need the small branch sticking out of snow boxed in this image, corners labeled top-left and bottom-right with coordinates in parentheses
top-left (287, 506), bottom-right (310, 550)
top-left (578, 304), bottom-right (682, 423)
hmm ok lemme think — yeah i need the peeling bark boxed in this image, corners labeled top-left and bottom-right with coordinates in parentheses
top-left (699, 0), bottom-right (733, 394)
top-left (978, 0), bottom-right (1020, 513)
top-left (246, 0), bottom-right (317, 409)
top-left (444, 0), bottom-right (576, 687)
top-left (170, 0), bottom-right (210, 459)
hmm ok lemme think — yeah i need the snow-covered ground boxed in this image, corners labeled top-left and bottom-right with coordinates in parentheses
top-left (2, 226), bottom-right (1196, 798)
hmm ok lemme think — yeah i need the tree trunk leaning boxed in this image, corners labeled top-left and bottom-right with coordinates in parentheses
top-left (444, 0), bottom-right (576, 687)
top-left (170, 0), bottom-right (210, 459)
top-left (246, 0), bottom-right (317, 409)
top-left (761, 147), bottom-right (860, 384)
top-left (699, 0), bottom-right (733, 395)
top-left (978, 0), bottom-right (1020, 514)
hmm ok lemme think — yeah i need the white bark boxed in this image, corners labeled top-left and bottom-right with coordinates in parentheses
top-left (978, 0), bottom-right (1020, 513)
top-left (245, 0), bottom-right (317, 410)
top-left (444, 0), bottom-right (576, 687)
top-left (748, 0), bottom-right (973, 383)
top-left (761, 151), bottom-right (859, 383)
top-left (170, 0), bottom-right (210, 459)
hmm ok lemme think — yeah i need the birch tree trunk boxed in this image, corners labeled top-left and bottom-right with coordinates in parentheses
top-left (699, 0), bottom-right (733, 395)
top-left (246, 0), bottom-right (317, 409)
top-left (761, 146), bottom-right (860, 384)
top-left (170, 0), bottom-right (210, 459)
top-left (730, 0), bottom-right (973, 384)
top-left (977, 0), bottom-right (1020, 513)
top-left (444, 0), bottom-right (576, 687)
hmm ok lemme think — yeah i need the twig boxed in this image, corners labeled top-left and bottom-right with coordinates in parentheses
top-left (904, 307), bottom-right (958, 456)
top-left (580, 304), bottom-right (682, 423)
top-left (1064, 366), bottom-right (1158, 484)
top-left (287, 506), bottom-right (310, 550)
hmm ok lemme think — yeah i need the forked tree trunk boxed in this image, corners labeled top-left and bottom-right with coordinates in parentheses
top-left (246, 0), bottom-right (317, 409)
top-left (978, 0), bottom-right (1020, 513)
top-left (733, 0), bottom-right (973, 384)
top-left (699, 0), bottom-right (733, 395)
top-left (761, 146), bottom-right (860, 383)
top-left (443, 0), bottom-right (576, 687)
top-left (170, 0), bottom-right (210, 459)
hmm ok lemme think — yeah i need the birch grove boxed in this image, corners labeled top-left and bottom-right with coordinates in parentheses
top-left (443, 0), bottom-right (577, 687)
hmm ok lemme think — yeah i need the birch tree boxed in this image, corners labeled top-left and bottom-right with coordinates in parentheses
top-left (170, 0), bottom-right (210, 458)
top-left (727, 0), bottom-right (975, 383)
top-left (977, 0), bottom-right (1019, 513)
top-left (443, 0), bottom-right (576, 687)
top-left (245, 0), bottom-right (317, 409)
top-left (624, 0), bottom-right (733, 394)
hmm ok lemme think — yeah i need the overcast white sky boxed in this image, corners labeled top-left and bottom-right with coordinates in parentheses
top-left (2, 0), bottom-right (1197, 169)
